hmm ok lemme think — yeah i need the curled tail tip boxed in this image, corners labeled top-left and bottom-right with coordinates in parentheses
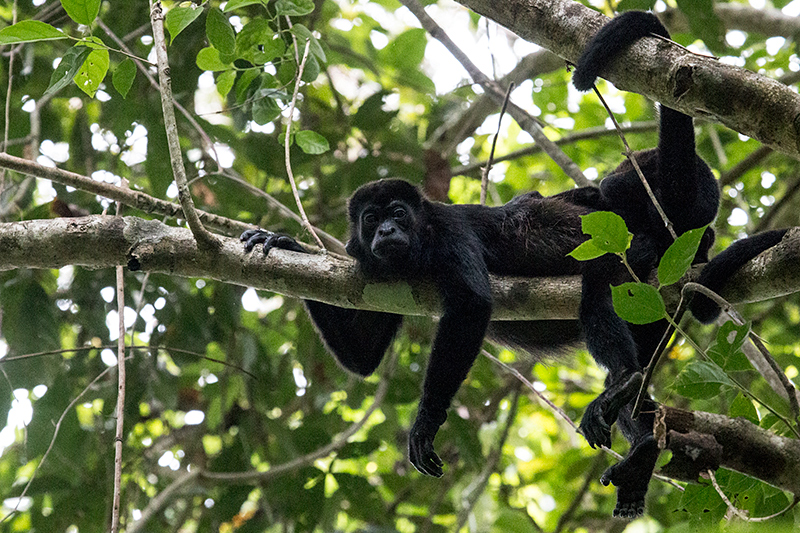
top-left (572, 71), bottom-right (597, 92)
top-left (572, 10), bottom-right (669, 92)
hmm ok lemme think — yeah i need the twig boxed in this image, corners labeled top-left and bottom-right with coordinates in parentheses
top-left (110, 262), bottom-right (127, 533)
top-left (554, 453), bottom-right (606, 533)
top-left (453, 121), bottom-right (658, 177)
top-left (707, 469), bottom-right (799, 522)
top-left (682, 282), bottom-right (799, 420)
top-left (0, 152), bottom-right (346, 253)
top-left (125, 469), bottom-right (201, 533)
top-left (0, 363), bottom-right (125, 524)
top-left (110, 193), bottom-right (128, 532)
top-left (96, 18), bottom-right (223, 174)
top-left (482, 348), bottom-right (684, 491)
top-left (201, 350), bottom-right (397, 484)
top-left (481, 83), bottom-right (514, 205)
top-left (149, 1), bottom-right (218, 250)
top-left (398, 0), bottom-right (592, 187)
top-left (0, 0), bottom-right (18, 193)
top-left (592, 86), bottom-right (677, 240)
top-left (283, 39), bottom-right (325, 249)
top-left (455, 386), bottom-right (521, 531)
top-left (632, 296), bottom-right (688, 419)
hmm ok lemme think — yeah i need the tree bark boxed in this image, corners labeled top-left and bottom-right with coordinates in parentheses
top-left (1, 216), bottom-right (799, 321)
top-left (454, 0), bottom-right (800, 160)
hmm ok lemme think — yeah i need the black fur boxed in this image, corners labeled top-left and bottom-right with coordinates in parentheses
top-left (690, 228), bottom-right (789, 323)
top-left (239, 10), bottom-right (782, 519)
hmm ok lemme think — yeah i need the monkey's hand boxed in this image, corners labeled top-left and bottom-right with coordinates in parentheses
top-left (579, 372), bottom-right (643, 449)
top-left (408, 418), bottom-right (444, 477)
top-left (241, 229), bottom-right (308, 255)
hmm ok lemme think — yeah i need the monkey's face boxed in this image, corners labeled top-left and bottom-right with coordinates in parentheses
top-left (362, 201), bottom-right (413, 259)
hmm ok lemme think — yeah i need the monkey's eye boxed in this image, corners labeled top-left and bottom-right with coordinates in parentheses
top-left (362, 212), bottom-right (377, 227)
top-left (392, 207), bottom-right (407, 220)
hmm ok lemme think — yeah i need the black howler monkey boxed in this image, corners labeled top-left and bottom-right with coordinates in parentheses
top-left (241, 11), bottom-right (785, 519)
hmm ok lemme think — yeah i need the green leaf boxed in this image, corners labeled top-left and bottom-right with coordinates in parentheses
top-left (674, 360), bottom-right (734, 399)
top-left (611, 282), bottom-right (666, 324)
top-left (707, 320), bottom-right (752, 372)
top-left (235, 19), bottom-right (284, 64)
top-left (112, 57), bottom-right (136, 98)
top-left (729, 393), bottom-right (759, 424)
top-left (45, 45), bottom-right (93, 97)
top-left (300, 53), bottom-right (320, 82)
top-left (216, 70), bottom-right (236, 97)
top-left (295, 130), bottom-right (329, 154)
top-left (206, 7), bottom-right (236, 56)
top-left (275, 0), bottom-right (315, 16)
top-left (657, 226), bottom-right (707, 286)
top-left (235, 69), bottom-right (261, 103)
top-left (383, 28), bottom-right (427, 71)
top-left (224, 0), bottom-right (265, 10)
top-left (580, 211), bottom-right (631, 254)
top-left (567, 239), bottom-right (607, 261)
top-left (291, 24), bottom-right (326, 62)
top-left (61, 0), bottom-right (101, 25)
top-left (0, 20), bottom-right (66, 44)
top-left (165, 4), bottom-right (203, 44)
top-left (74, 38), bottom-right (110, 97)
top-left (253, 97), bottom-right (281, 125)
top-left (196, 46), bottom-right (231, 71)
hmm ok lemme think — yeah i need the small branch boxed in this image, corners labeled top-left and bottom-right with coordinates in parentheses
top-left (0, 364), bottom-right (123, 524)
top-left (398, 0), bottom-right (592, 187)
top-left (481, 83), bottom-right (514, 205)
top-left (682, 282), bottom-right (800, 421)
top-left (454, 386), bottom-right (520, 531)
top-left (149, 1), bottom-right (218, 250)
top-left (96, 18), bottom-right (222, 173)
top-left (659, 406), bottom-right (800, 494)
top-left (201, 351), bottom-right (396, 484)
top-left (125, 469), bottom-right (201, 533)
top-left (452, 121), bottom-right (658, 177)
top-left (284, 39), bottom-right (325, 249)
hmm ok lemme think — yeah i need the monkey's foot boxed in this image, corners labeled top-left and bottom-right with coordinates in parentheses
top-left (241, 229), bottom-right (306, 255)
top-left (579, 372), bottom-right (643, 449)
top-left (600, 435), bottom-right (659, 519)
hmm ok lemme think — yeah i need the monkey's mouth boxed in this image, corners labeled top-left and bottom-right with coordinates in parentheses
top-left (371, 239), bottom-right (409, 259)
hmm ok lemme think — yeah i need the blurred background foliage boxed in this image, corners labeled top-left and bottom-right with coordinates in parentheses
top-left (0, 0), bottom-right (799, 531)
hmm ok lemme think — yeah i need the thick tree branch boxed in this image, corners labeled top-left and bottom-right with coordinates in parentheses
top-left (1, 217), bottom-right (799, 322)
top-left (657, 405), bottom-right (800, 495)
top-left (455, 0), bottom-right (800, 160)
top-left (0, 152), bottom-right (347, 254)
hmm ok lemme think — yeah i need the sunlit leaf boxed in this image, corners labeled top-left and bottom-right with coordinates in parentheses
top-left (674, 360), bottom-right (734, 399)
top-left (295, 130), bottom-right (329, 154)
top-left (165, 4), bottom-right (203, 44)
top-left (61, 0), bottom-right (101, 25)
top-left (112, 58), bottom-right (136, 98)
top-left (206, 7), bottom-right (236, 56)
top-left (275, 0), bottom-right (315, 16)
top-left (0, 20), bottom-right (66, 44)
top-left (657, 225), bottom-right (707, 286)
top-left (611, 282), bottom-right (665, 324)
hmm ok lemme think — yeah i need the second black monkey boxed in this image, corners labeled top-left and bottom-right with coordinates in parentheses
top-left (242, 11), bottom-right (774, 519)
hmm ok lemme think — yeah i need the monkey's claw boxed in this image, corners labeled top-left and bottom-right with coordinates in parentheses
top-left (240, 229), bottom-right (306, 255)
